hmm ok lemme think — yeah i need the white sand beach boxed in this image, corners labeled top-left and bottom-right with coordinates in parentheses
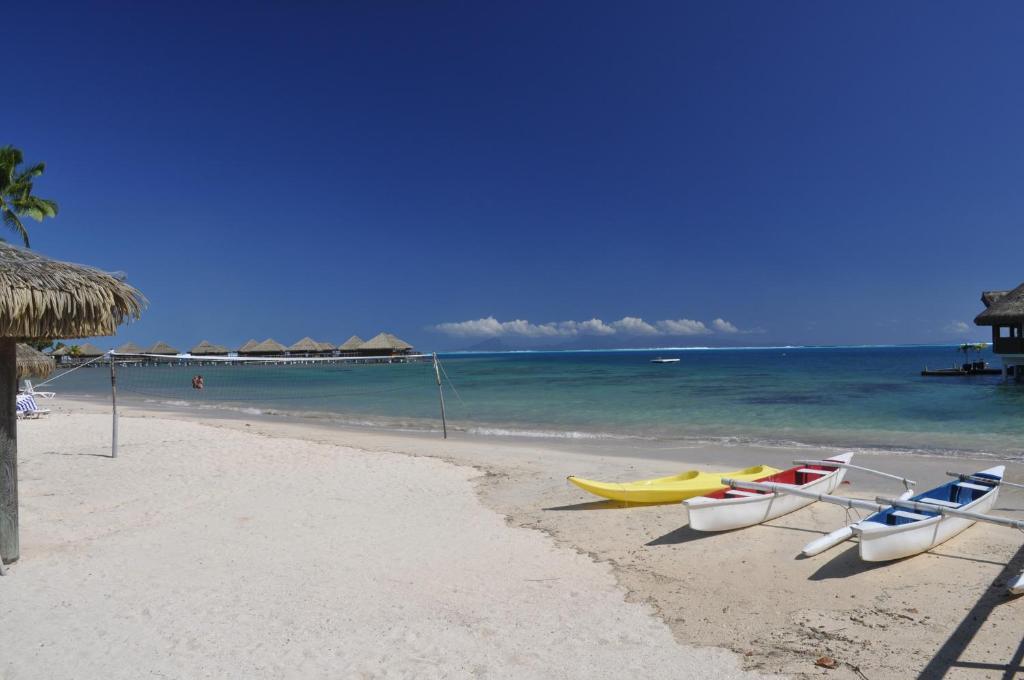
top-left (2, 404), bottom-right (769, 680)
top-left (4, 400), bottom-right (1023, 679)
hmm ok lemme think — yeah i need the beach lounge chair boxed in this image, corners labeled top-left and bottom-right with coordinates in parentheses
top-left (21, 379), bottom-right (55, 399)
top-left (16, 394), bottom-right (50, 419)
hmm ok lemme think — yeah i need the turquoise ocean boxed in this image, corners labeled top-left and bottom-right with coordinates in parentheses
top-left (48, 345), bottom-right (1024, 461)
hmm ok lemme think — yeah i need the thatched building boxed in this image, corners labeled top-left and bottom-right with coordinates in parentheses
top-left (355, 332), bottom-right (414, 357)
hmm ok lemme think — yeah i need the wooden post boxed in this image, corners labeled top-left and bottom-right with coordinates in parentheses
top-left (110, 353), bottom-right (118, 458)
top-left (0, 339), bottom-right (19, 564)
top-left (432, 352), bottom-right (447, 440)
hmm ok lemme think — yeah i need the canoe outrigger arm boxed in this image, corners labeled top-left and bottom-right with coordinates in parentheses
top-left (876, 497), bottom-right (1024, 530)
top-left (946, 472), bottom-right (1024, 491)
top-left (793, 459), bottom-right (916, 490)
top-left (720, 479), bottom-right (887, 512)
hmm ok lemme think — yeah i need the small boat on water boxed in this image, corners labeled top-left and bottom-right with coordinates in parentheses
top-left (567, 465), bottom-right (779, 504)
top-left (684, 453), bottom-right (853, 531)
top-left (650, 357), bottom-right (680, 364)
top-left (854, 466), bottom-right (1003, 561)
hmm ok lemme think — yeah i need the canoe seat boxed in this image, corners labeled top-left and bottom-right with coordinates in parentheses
top-left (921, 498), bottom-right (960, 508)
top-left (890, 510), bottom-right (931, 522)
top-left (725, 489), bottom-right (760, 497)
top-left (796, 468), bottom-right (828, 475)
top-left (955, 482), bottom-right (989, 492)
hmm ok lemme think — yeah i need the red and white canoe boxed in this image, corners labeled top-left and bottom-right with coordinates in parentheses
top-left (684, 452), bottom-right (853, 532)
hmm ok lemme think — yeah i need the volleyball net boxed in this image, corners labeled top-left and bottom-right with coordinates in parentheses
top-left (37, 351), bottom-right (455, 456)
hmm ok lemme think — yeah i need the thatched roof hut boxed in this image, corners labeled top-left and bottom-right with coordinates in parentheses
top-left (16, 344), bottom-right (54, 380)
top-left (114, 341), bottom-right (144, 354)
top-left (50, 345), bottom-right (68, 356)
top-left (356, 332), bottom-right (414, 356)
top-left (0, 241), bottom-right (144, 563)
top-left (74, 342), bottom-right (106, 357)
top-left (147, 341), bottom-right (180, 355)
top-left (190, 340), bottom-right (229, 356)
top-left (289, 336), bottom-right (323, 355)
top-left (237, 339), bottom-right (259, 355)
top-left (976, 284), bottom-right (1024, 326)
top-left (249, 338), bottom-right (287, 356)
top-left (317, 341), bottom-right (336, 352)
top-left (337, 335), bottom-right (363, 356)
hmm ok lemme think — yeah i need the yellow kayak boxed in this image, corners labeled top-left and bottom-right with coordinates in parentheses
top-left (567, 465), bottom-right (780, 503)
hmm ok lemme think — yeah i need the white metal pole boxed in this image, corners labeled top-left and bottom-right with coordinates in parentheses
top-left (433, 352), bottom-right (447, 439)
top-left (110, 353), bottom-right (118, 459)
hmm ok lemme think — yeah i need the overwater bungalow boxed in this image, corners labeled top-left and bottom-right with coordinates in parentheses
top-left (337, 335), bottom-right (364, 357)
top-left (975, 284), bottom-right (1024, 378)
top-left (114, 341), bottom-right (144, 354)
top-left (248, 338), bottom-right (288, 356)
top-left (355, 332), bottom-right (414, 357)
top-left (288, 337), bottom-right (324, 357)
top-left (190, 340), bottom-right (229, 356)
top-left (147, 341), bottom-right (181, 356)
top-left (237, 339), bottom-right (259, 355)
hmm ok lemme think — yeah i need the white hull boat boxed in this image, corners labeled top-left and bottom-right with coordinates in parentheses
top-left (854, 465), bottom-right (1004, 562)
top-left (684, 452), bottom-right (853, 532)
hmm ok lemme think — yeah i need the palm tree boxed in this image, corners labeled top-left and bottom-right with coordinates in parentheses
top-left (0, 146), bottom-right (58, 247)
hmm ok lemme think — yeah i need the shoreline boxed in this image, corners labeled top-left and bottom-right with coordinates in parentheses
top-left (34, 398), bottom-right (1024, 678)
top-left (67, 392), bottom-right (1024, 464)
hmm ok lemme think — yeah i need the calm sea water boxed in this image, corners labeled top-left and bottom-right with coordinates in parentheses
top-left (46, 345), bottom-right (1024, 460)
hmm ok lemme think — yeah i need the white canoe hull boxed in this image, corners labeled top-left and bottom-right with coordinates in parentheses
top-left (855, 485), bottom-right (1000, 562)
top-left (684, 454), bottom-right (851, 532)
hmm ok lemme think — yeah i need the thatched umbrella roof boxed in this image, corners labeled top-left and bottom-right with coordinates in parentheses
top-left (976, 284), bottom-right (1024, 325)
top-left (237, 339), bottom-right (259, 354)
top-left (0, 242), bottom-right (145, 339)
top-left (289, 336), bottom-right (322, 353)
top-left (74, 342), bottom-right (106, 357)
top-left (16, 344), bottom-right (54, 380)
top-left (190, 340), bottom-right (229, 355)
top-left (147, 341), bottom-right (180, 355)
top-left (0, 243), bottom-right (144, 565)
top-left (338, 335), bottom-right (364, 351)
top-left (358, 332), bottom-right (413, 352)
top-left (250, 338), bottom-right (287, 354)
top-left (115, 341), bottom-right (144, 354)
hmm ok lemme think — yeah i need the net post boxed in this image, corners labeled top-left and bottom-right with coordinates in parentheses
top-left (109, 352), bottom-right (118, 459)
top-left (433, 352), bottom-right (447, 439)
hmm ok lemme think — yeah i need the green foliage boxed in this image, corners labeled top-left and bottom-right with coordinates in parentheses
top-left (68, 344), bottom-right (81, 356)
top-left (26, 340), bottom-right (53, 352)
top-left (0, 145), bottom-right (59, 248)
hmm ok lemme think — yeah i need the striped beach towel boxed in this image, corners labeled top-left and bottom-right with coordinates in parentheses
top-left (16, 394), bottom-right (47, 417)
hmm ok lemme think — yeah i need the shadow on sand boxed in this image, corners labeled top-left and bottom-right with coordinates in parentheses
top-left (807, 544), bottom-right (891, 580)
top-left (544, 500), bottom-right (671, 511)
top-left (916, 543), bottom-right (1024, 680)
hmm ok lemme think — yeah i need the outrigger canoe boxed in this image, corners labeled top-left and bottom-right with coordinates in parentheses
top-left (685, 452), bottom-right (853, 531)
top-left (854, 465), bottom-right (1004, 562)
top-left (567, 465), bottom-right (779, 504)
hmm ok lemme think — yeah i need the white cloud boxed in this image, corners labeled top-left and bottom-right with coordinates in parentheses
top-left (611, 316), bottom-right (660, 335)
top-left (945, 320), bottom-right (972, 335)
top-left (433, 315), bottom-right (747, 338)
top-left (711, 318), bottom-right (739, 333)
top-left (656, 319), bottom-right (710, 335)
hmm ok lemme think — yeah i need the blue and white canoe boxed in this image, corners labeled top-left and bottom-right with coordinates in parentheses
top-left (724, 465), bottom-right (1023, 564)
top-left (853, 466), bottom-right (1004, 562)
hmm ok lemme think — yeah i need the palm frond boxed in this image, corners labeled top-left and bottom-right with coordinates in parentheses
top-left (1, 209), bottom-right (29, 247)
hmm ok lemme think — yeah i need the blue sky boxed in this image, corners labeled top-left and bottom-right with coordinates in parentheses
top-left (7, 2), bottom-right (1024, 350)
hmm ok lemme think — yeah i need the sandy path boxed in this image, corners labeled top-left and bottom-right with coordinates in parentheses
top-left (1, 411), bottom-right (767, 680)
